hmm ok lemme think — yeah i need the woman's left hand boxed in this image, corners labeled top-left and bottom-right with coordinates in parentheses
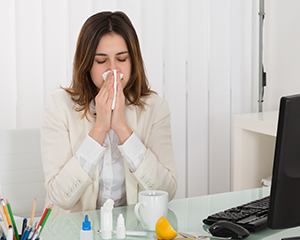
top-left (111, 70), bottom-right (133, 144)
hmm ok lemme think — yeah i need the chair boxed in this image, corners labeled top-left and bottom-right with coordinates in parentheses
top-left (0, 128), bottom-right (46, 218)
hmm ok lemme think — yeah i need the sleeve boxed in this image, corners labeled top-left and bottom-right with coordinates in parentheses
top-left (76, 135), bottom-right (106, 178)
top-left (132, 98), bottom-right (178, 201)
top-left (118, 132), bottom-right (146, 172)
top-left (41, 94), bottom-right (95, 210)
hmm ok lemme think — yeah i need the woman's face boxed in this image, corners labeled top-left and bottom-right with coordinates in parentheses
top-left (90, 33), bottom-right (132, 90)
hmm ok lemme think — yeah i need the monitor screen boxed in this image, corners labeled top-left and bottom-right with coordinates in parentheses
top-left (268, 94), bottom-right (300, 229)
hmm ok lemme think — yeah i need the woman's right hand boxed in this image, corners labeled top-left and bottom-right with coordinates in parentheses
top-left (89, 72), bottom-right (114, 145)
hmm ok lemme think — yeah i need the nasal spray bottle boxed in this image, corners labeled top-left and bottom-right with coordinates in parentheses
top-left (101, 199), bottom-right (114, 239)
top-left (116, 213), bottom-right (125, 239)
top-left (80, 215), bottom-right (93, 240)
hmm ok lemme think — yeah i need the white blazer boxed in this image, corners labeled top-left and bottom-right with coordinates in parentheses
top-left (41, 90), bottom-right (178, 215)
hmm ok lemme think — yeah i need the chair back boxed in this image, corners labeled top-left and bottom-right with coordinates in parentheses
top-left (0, 128), bottom-right (46, 218)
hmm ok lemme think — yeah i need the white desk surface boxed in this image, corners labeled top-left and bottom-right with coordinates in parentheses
top-left (2, 187), bottom-right (300, 240)
top-left (234, 111), bottom-right (278, 137)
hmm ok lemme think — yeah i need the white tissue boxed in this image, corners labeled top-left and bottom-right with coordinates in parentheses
top-left (102, 70), bottom-right (124, 110)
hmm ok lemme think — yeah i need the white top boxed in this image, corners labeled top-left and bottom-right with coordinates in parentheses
top-left (41, 90), bottom-right (178, 214)
top-left (75, 102), bottom-right (146, 208)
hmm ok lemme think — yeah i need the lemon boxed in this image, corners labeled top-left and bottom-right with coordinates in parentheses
top-left (155, 216), bottom-right (178, 240)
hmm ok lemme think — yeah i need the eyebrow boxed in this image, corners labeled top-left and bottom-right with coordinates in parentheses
top-left (95, 51), bottom-right (129, 56)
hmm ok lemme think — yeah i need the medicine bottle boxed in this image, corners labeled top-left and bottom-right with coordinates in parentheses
top-left (116, 213), bottom-right (125, 239)
top-left (101, 199), bottom-right (114, 239)
top-left (80, 215), bottom-right (93, 240)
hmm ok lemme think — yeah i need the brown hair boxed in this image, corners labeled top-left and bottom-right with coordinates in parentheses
top-left (63, 11), bottom-right (155, 119)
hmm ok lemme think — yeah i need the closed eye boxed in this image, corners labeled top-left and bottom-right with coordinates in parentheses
top-left (96, 60), bottom-right (106, 64)
top-left (118, 58), bottom-right (127, 62)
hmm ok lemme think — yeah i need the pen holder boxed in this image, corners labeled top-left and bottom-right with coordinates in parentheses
top-left (19, 234), bottom-right (40, 240)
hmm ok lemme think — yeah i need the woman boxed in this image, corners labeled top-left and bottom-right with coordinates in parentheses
top-left (41, 11), bottom-right (177, 215)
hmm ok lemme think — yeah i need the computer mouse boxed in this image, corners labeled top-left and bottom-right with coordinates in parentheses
top-left (209, 221), bottom-right (250, 239)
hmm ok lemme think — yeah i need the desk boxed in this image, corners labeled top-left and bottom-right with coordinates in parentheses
top-left (233, 111), bottom-right (278, 191)
top-left (2, 187), bottom-right (300, 240)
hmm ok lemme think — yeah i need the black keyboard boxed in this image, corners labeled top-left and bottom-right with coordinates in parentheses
top-left (203, 196), bottom-right (270, 232)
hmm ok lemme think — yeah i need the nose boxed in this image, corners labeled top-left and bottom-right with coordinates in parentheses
top-left (109, 59), bottom-right (117, 71)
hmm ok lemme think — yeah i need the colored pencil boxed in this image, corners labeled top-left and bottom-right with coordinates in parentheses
top-left (37, 204), bottom-right (50, 227)
top-left (39, 204), bottom-right (52, 236)
top-left (6, 200), bottom-right (20, 240)
top-left (0, 200), bottom-right (9, 229)
top-left (29, 199), bottom-right (36, 226)
top-left (1, 199), bottom-right (12, 227)
top-left (32, 204), bottom-right (49, 236)
top-left (0, 224), bottom-right (7, 240)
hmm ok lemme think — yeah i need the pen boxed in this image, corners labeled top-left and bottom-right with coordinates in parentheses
top-left (31, 226), bottom-right (41, 240)
top-left (21, 218), bottom-right (27, 237)
top-left (20, 226), bottom-right (31, 240)
top-left (6, 200), bottom-right (20, 240)
top-left (123, 230), bottom-right (148, 236)
top-left (7, 226), bottom-right (13, 240)
top-left (98, 230), bottom-right (148, 236)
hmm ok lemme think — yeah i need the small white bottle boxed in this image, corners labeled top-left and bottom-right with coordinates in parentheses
top-left (80, 215), bottom-right (93, 240)
top-left (116, 213), bottom-right (125, 239)
top-left (101, 199), bottom-right (114, 239)
top-left (7, 226), bottom-right (13, 240)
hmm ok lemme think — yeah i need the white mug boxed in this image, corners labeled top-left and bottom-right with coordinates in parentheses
top-left (134, 190), bottom-right (169, 231)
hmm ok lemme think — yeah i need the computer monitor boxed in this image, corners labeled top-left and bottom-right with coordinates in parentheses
top-left (268, 94), bottom-right (300, 229)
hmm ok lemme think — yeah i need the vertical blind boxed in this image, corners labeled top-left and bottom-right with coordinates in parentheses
top-left (0, 0), bottom-right (254, 199)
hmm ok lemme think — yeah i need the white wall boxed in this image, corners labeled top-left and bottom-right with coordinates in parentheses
top-left (0, 0), bottom-right (254, 199)
top-left (263, 0), bottom-right (300, 111)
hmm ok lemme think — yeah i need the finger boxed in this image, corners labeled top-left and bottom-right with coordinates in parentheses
top-left (95, 86), bottom-right (113, 109)
top-left (108, 84), bottom-right (114, 105)
top-left (116, 69), bottom-right (122, 84)
top-left (104, 71), bottom-right (114, 88)
top-left (115, 69), bottom-right (122, 97)
top-left (104, 73), bottom-right (114, 99)
top-left (116, 81), bottom-right (123, 95)
top-left (98, 72), bottom-right (113, 97)
top-left (114, 82), bottom-right (124, 109)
